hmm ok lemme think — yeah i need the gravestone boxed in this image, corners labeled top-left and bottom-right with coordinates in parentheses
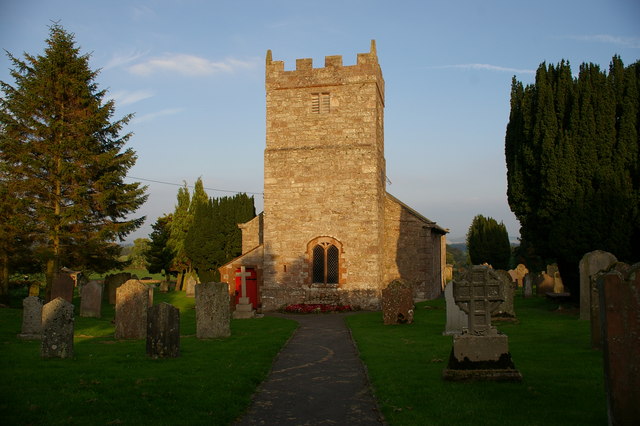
top-left (104, 272), bottom-right (132, 304)
top-left (196, 282), bottom-right (231, 338)
top-left (493, 270), bottom-right (516, 318)
top-left (523, 274), bottom-right (533, 298)
top-left (514, 264), bottom-right (528, 287)
top-left (233, 266), bottom-right (256, 319)
top-left (443, 281), bottom-right (468, 335)
top-left (537, 272), bottom-right (555, 295)
top-left (51, 272), bottom-right (74, 303)
top-left (80, 280), bottom-right (103, 318)
top-left (41, 297), bottom-right (74, 358)
top-left (443, 265), bottom-right (521, 382)
top-left (591, 263), bottom-right (630, 349)
top-left (598, 264), bottom-right (640, 425)
top-left (183, 271), bottom-right (199, 298)
top-left (115, 279), bottom-right (149, 339)
top-left (28, 283), bottom-right (40, 297)
top-left (146, 303), bottom-right (180, 358)
top-left (553, 271), bottom-right (565, 293)
top-left (579, 250), bottom-right (617, 320)
top-left (18, 296), bottom-right (43, 340)
top-left (381, 280), bottom-right (414, 325)
top-left (159, 280), bottom-right (170, 293)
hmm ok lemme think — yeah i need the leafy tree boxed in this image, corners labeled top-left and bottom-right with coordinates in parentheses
top-left (167, 183), bottom-right (191, 273)
top-left (505, 56), bottom-right (640, 296)
top-left (0, 24), bottom-right (147, 298)
top-left (128, 238), bottom-right (150, 269)
top-left (145, 214), bottom-right (174, 276)
top-left (466, 215), bottom-right (511, 270)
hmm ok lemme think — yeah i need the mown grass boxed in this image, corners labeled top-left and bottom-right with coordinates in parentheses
top-left (0, 290), bottom-right (297, 425)
top-left (347, 295), bottom-right (607, 426)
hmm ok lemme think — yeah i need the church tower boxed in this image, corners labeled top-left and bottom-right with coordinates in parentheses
top-left (261, 41), bottom-right (387, 308)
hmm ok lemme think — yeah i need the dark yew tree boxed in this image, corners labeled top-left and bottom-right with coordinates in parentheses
top-left (505, 56), bottom-right (639, 297)
top-left (466, 214), bottom-right (511, 270)
top-left (145, 214), bottom-right (174, 277)
top-left (0, 24), bottom-right (147, 298)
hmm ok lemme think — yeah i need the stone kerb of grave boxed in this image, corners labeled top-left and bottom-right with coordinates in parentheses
top-left (381, 280), bottom-right (414, 325)
top-left (443, 265), bottom-right (522, 382)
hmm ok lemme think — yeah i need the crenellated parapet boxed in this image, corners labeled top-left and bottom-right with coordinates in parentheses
top-left (265, 40), bottom-right (384, 101)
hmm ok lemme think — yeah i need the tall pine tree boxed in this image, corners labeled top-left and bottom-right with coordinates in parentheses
top-left (0, 24), bottom-right (147, 298)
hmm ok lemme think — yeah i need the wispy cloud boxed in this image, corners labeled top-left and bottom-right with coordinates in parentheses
top-left (104, 50), bottom-right (149, 70)
top-left (128, 54), bottom-right (257, 76)
top-left (133, 108), bottom-right (184, 124)
top-left (433, 64), bottom-right (535, 74)
top-left (110, 90), bottom-right (154, 106)
top-left (567, 34), bottom-right (640, 49)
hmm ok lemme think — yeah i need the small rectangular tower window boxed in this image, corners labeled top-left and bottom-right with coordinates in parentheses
top-left (311, 93), bottom-right (330, 114)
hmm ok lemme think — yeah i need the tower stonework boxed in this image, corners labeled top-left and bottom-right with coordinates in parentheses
top-left (262, 41), bottom-right (386, 309)
top-left (219, 42), bottom-right (447, 311)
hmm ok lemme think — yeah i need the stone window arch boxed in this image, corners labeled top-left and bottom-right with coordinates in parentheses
top-left (307, 237), bottom-right (344, 285)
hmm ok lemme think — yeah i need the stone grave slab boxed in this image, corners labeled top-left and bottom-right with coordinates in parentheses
top-left (381, 280), bottom-right (414, 325)
top-left (579, 250), bottom-right (617, 320)
top-left (147, 303), bottom-right (180, 358)
top-left (598, 264), bottom-right (640, 425)
top-left (115, 279), bottom-right (149, 339)
top-left (443, 281), bottom-right (468, 335)
top-left (591, 262), bottom-right (630, 349)
top-left (104, 272), bottom-right (131, 304)
top-left (41, 297), bottom-right (74, 358)
top-left (18, 296), bottom-right (43, 340)
top-left (196, 282), bottom-right (231, 338)
top-left (51, 272), bottom-right (74, 303)
top-left (493, 270), bottom-right (516, 318)
top-left (184, 271), bottom-right (198, 298)
top-left (80, 280), bottom-right (103, 318)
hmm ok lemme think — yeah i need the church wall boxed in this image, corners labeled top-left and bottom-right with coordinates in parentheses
top-left (239, 213), bottom-right (262, 253)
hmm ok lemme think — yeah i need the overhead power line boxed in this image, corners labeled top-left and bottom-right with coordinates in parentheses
top-left (126, 176), bottom-right (263, 196)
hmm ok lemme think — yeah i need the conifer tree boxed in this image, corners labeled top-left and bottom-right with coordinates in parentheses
top-left (0, 24), bottom-right (147, 297)
top-left (505, 56), bottom-right (640, 296)
top-left (167, 184), bottom-right (191, 273)
top-left (145, 214), bottom-right (174, 276)
top-left (466, 215), bottom-right (511, 270)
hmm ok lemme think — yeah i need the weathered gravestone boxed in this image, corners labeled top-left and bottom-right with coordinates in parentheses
top-left (147, 303), bottom-right (180, 358)
top-left (493, 270), bottom-right (516, 318)
top-left (443, 281), bottom-right (468, 336)
top-left (233, 266), bottom-right (255, 319)
top-left (183, 271), bottom-right (199, 298)
top-left (196, 282), bottom-right (231, 338)
top-left (591, 263), bottom-right (630, 349)
top-left (381, 280), bottom-right (414, 325)
top-left (536, 272), bottom-right (555, 295)
top-left (598, 264), bottom-right (640, 425)
top-left (159, 280), bottom-right (170, 293)
top-left (514, 264), bottom-right (529, 287)
top-left (51, 272), bottom-right (74, 303)
top-left (41, 297), bottom-right (74, 358)
top-left (28, 283), bottom-right (40, 297)
top-left (18, 296), bottom-right (43, 340)
top-left (523, 274), bottom-right (533, 298)
top-left (115, 280), bottom-right (149, 340)
top-left (579, 250), bottom-right (617, 321)
top-left (80, 280), bottom-right (103, 318)
top-left (104, 272), bottom-right (132, 304)
top-left (443, 265), bottom-right (521, 381)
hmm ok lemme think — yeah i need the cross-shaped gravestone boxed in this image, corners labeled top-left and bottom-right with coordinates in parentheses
top-left (233, 266), bottom-right (255, 319)
top-left (236, 266), bottom-right (251, 301)
top-left (453, 266), bottom-right (504, 335)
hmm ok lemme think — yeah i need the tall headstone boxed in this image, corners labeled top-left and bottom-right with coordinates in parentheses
top-left (28, 283), bottom-right (40, 297)
top-left (184, 271), bottom-right (198, 298)
top-left (443, 281), bottom-right (468, 336)
top-left (51, 272), bottom-right (74, 303)
top-left (381, 280), bottom-right (414, 325)
top-left (115, 279), bottom-right (149, 340)
top-left (80, 280), bottom-right (103, 318)
top-left (146, 303), bottom-right (180, 358)
top-left (598, 264), bottom-right (640, 425)
top-left (41, 297), bottom-right (74, 358)
top-left (591, 263), bottom-right (630, 349)
top-left (523, 274), bottom-right (533, 298)
top-left (579, 250), bottom-right (617, 320)
top-left (494, 270), bottom-right (516, 318)
top-left (105, 272), bottom-right (132, 304)
top-left (196, 282), bottom-right (231, 338)
top-left (514, 264), bottom-right (529, 287)
top-left (18, 296), bottom-right (43, 340)
top-left (443, 265), bottom-right (521, 381)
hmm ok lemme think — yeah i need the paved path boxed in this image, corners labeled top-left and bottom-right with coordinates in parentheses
top-left (234, 313), bottom-right (385, 425)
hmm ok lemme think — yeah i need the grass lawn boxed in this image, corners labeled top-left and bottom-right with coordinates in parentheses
top-left (0, 289), bottom-right (297, 425)
top-left (347, 295), bottom-right (607, 426)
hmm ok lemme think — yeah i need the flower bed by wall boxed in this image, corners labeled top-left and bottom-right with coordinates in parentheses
top-left (282, 303), bottom-right (354, 313)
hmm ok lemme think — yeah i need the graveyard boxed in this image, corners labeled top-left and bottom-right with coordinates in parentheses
top-left (1, 275), bottom-right (611, 425)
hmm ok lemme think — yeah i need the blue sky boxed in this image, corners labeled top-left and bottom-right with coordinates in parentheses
top-left (1, 0), bottom-right (639, 243)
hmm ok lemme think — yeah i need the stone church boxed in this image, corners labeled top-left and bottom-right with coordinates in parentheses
top-left (219, 41), bottom-right (447, 311)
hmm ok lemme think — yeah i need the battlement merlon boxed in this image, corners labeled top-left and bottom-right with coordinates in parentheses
top-left (265, 40), bottom-right (384, 100)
